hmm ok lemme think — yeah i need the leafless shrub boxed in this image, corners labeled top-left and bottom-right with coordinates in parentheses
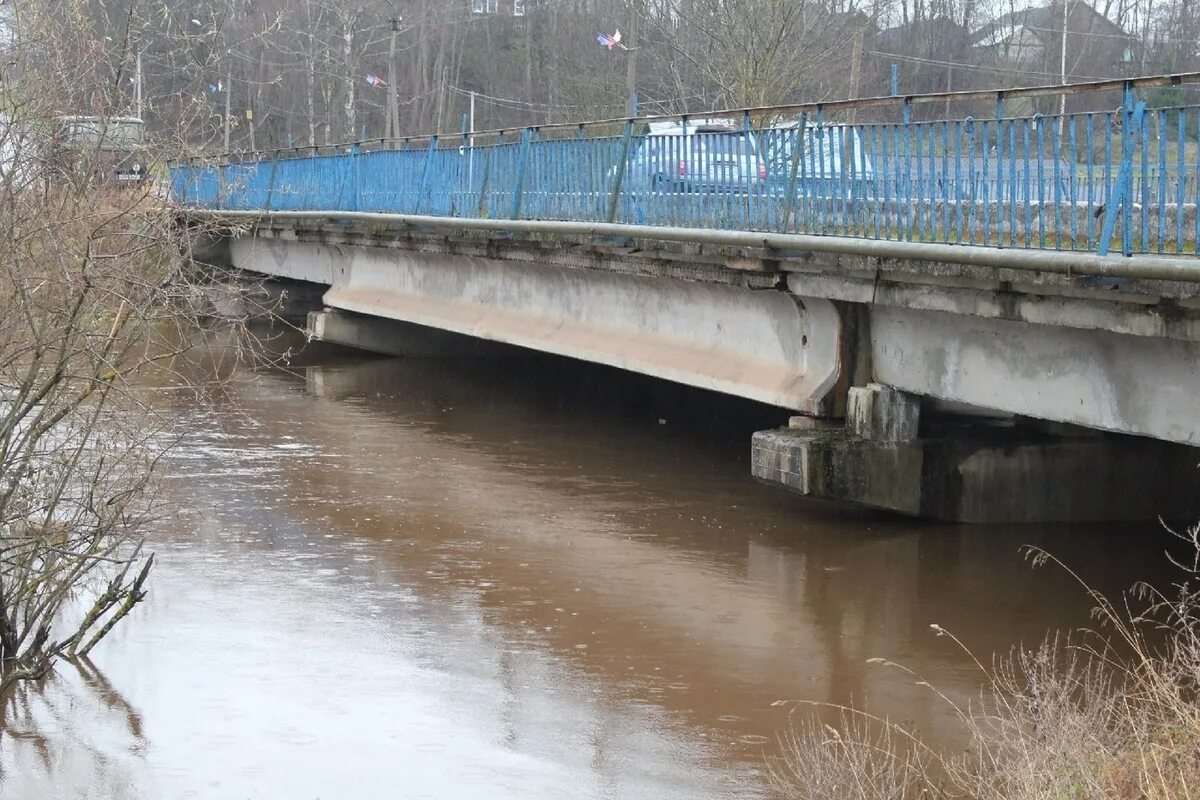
top-left (0, 2), bottom-right (254, 694)
top-left (775, 522), bottom-right (1200, 800)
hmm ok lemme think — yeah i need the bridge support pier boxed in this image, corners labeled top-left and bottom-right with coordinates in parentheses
top-left (752, 384), bottom-right (1200, 523)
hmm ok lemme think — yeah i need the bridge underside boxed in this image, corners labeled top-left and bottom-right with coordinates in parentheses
top-left (232, 237), bottom-right (843, 413)
top-left (215, 221), bottom-right (1200, 522)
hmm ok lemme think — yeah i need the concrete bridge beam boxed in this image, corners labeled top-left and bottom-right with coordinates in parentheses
top-left (866, 305), bottom-right (1200, 447)
top-left (231, 237), bottom-right (849, 414)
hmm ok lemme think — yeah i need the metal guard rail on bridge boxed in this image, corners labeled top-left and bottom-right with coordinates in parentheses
top-left (171, 73), bottom-right (1200, 258)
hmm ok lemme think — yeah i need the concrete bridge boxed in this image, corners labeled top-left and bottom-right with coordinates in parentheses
top-left (173, 74), bottom-right (1200, 523)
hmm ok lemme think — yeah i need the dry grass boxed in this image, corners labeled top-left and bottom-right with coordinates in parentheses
top-left (773, 523), bottom-right (1200, 800)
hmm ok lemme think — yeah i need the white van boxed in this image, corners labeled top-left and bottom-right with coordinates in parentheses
top-left (760, 119), bottom-right (874, 184)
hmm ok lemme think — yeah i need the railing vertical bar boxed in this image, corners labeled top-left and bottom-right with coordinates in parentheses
top-left (1102, 114), bottom-right (1113, 252)
top-left (1008, 119), bottom-right (1018, 247)
top-left (941, 120), bottom-right (950, 242)
top-left (264, 150), bottom-right (280, 212)
top-left (1022, 119), bottom-right (1033, 247)
top-left (982, 119), bottom-right (991, 245)
top-left (860, 125), bottom-right (870, 237)
top-left (967, 119), bottom-right (977, 245)
top-left (1086, 114), bottom-right (1095, 249)
top-left (509, 128), bottom-right (532, 220)
top-left (1157, 108), bottom-right (1168, 254)
top-left (1139, 102), bottom-right (1150, 252)
top-left (476, 145), bottom-right (492, 217)
top-left (1190, 106), bottom-right (1200, 250)
top-left (1052, 117), bottom-right (1063, 250)
top-left (416, 136), bottom-right (438, 214)
top-left (781, 115), bottom-right (806, 234)
top-left (1177, 110), bottom-right (1187, 255)
top-left (955, 120), bottom-right (965, 244)
top-left (883, 119), bottom-right (894, 239)
top-left (1036, 116), bottom-right (1047, 249)
top-left (1068, 116), bottom-right (1079, 250)
top-left (606, 119), bottom-right (634, 224)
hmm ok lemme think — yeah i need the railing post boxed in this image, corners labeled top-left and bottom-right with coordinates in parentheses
top-left (349, 143), bottom-right (361, 212)
top-left (781, 113), bottom-right (807, 231)
top-left (509, 127), bottom-right (533, 219)
top-left (742, 111), bottom-right (754, 224)
top-left (606, 117), bottom-right (635, 223)
top-left (1099, 85), bottom-right (1143, 256)
top-left (461, 113), bottom-right (472, 215)
top-left (477, 142), bottom-right (493, 217)
top-left (416, 136), bottom-right (438, 214)
top-left (264, 150), bottom-right (280, 211)
top-left (218, 162), bottom-right (228, 210)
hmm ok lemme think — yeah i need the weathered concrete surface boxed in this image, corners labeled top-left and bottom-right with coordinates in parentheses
top-left (869, 306), bottom-right (1200, 446)
top-left (847, 383), bottom-right (921, 443)
top-left (204, 278), bottom-right (326, 322)
top-left (308, 309), bottom-right (510, 357)
top-left (230, 237), bottom-right (337, 284)
top-left (212, 220), bottom-right (1200, 521)
top-left (225, 227), bottom-right (1200, 445)
top-left (233, 237), bottom-right (846, 413)
top-left (752, 424), bottom-right (1200, 523)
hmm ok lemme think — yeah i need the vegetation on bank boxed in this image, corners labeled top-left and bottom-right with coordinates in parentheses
top-left (775, 524), bottom-right (1200, 800)
top-left (0, 4), bottom-right (226, 694)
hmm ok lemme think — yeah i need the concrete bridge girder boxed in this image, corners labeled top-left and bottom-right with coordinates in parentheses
top-left (229, 237), bottom-right (847, 414)
top-left (867, 305), bottom-right (1200, 447)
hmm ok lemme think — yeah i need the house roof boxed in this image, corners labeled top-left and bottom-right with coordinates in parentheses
top-left (971, 2), bottom-right (1131, 47)
top-left (879, 17), bottom-right (972, 52)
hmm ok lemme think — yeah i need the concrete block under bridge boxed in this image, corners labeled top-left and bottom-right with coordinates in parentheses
top-left (212, 221), bottom-right (1200, 524)
top-left (753, 384), bottom-right (1200, 523)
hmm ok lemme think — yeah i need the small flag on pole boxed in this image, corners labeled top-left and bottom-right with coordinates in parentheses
top-left (595, 29), bottom-right (626, 50)
top-left (365, 73), bottom-right (387, 88)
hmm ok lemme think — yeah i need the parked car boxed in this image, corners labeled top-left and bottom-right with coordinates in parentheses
top-left (52, 116), bottom-right (148, 183)
top-left (623, 119), bottom-right (767, 194)
top-left (759, 119), bottom-right (874, 197)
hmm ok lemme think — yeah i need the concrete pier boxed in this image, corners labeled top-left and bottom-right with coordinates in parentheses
top-left (753, 384), bottom-right (1200, 523)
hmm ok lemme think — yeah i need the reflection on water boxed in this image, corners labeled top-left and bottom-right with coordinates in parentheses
top-left (0, 331), bottom-right (1180, 799)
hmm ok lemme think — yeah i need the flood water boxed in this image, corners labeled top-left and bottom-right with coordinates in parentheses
top-left (0, 330), bottom-right (1181, 799)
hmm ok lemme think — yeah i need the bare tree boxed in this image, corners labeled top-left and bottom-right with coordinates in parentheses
top-left (0, 0), bottom-right (234, 693)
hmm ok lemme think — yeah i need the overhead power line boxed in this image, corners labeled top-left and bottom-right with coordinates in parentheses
top-left (869, 49), bottom-right (1104, 81)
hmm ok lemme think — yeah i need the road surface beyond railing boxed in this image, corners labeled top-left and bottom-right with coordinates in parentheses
top-left (171, 73), bottom-right (1200, 258)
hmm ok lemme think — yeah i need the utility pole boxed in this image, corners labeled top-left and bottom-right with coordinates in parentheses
top-left (434, 66), bottom-right (448, 133)
top-left (1059, 0), bottom-right (1070, 136)
top-left (846, 29), bottom-right (864, 126)
top-left (625, 0), bottom-right (639, 116)
top-left (945, 65), bottom-right (952, 119)
top-left (386, 16), bottom-right (401, 142)
top-left (223, 68), bottom-right (232, 152)
top-left (135, 50), bottom-right (143, 119)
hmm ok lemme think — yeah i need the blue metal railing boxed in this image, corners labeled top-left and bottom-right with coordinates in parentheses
top-left (171, 78), bottom-right (1200, 257)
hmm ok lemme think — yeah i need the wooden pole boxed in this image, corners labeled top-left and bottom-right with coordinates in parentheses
top-left (387, 17), bottom-right (400, 141)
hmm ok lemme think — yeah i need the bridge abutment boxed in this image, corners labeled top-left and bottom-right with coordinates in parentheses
top-left (752, 384), bottom-right (1200, 523)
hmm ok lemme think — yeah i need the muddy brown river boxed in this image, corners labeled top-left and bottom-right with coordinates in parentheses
top-left (0, 333), bottom-right (1178, 799)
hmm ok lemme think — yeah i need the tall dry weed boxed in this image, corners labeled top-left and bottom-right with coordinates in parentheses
top-left (775, 523), bottom-right (1200, 800)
